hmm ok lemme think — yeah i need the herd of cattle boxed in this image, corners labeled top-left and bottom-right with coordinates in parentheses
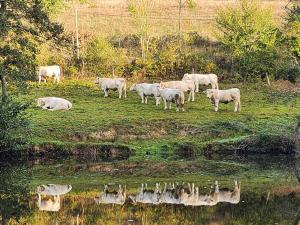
top-left (36, 65), bottom-right (241, 112)
top-left (36, 181), bottom-right (240, 211)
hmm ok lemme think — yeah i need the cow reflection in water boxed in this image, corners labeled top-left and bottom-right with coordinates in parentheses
top-left (36, 184), bottom-right (72, 212)
top-left (181, 180), bottom-right (240, 206)
top-left (95, 185), bottom-right (126, 205)
top-left (37, 194), bottom-right (61, 212)
top-left (96, 180), bottom-right (240, 206)
top-left (129, 183), bottom-right (161, 204)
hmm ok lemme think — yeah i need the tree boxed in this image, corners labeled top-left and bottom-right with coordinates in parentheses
top-left (0, 0), bottom-right (66, 102)
top-left (128, 0), bottom-right (155, 62)
top-left (216, 0), bottom-right (278, 80)
top-left (285, 1), bottom-right (300, 62)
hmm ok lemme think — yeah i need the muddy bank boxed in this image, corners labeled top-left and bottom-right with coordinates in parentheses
top-left (27, 142), bottom-right (132, 161)
top-left (204, 134), bottom-right (298, 157)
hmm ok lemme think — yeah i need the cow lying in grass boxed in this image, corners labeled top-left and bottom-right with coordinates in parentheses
top-left (95, 185), bottom-right (127, 205)
top-left (159, 88), bottom-right (185, 112)
top-left (182, 73), bottom-right (219, 91)
top-left (204, 88), bottom-right (241, 112)
top-left (94, 77), bottom-right (127, 99)
top-left (37, 65), bottom-right (61, 84)
top-left (130, 83), bottom-right (161, 106)
top-left (36, 97), bottom-right (72, 111)
top-left (160, 80), bottom-right (195, 102)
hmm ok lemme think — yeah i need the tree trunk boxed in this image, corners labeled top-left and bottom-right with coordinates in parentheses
top-left (0, 75), bottom-right (7, 102)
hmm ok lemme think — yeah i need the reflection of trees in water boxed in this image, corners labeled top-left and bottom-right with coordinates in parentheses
top-left (26, 194), bottom-right (300, 225)
top-left (0, 163), bottom-right (31, 225)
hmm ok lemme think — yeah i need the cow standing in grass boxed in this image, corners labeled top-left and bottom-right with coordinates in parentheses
top-left (182, 73), bottom-right (219, 92)
top-left (38, 65), bottom-right (61, 84)
top-left (159, 88), bottom-right (185, 112)
top-left (95, 77), bottom-right (127, 99)
top-left (204, 88), bottom-right (241, 112)
top-left (160, 80), bottom-right (195, 102)
top-left (130, 83), bottom-right (161, 106)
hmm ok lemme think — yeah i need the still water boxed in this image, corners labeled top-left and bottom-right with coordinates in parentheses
top-left (0, 154), bottom-right (299, 225)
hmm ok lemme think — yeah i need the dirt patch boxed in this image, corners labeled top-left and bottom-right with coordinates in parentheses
top-left (271, 80), bottom-right (300, 93)
top-left (70, 121), bottom-right (202, 142)
top-left (28, 143), bottom-right (132, 160)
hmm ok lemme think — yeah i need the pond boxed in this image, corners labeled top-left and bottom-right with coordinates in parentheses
top-left (0, 153), bottom-right (299, 225)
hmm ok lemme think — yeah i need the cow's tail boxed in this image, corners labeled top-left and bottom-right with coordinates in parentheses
top-left (68, 102), bottom-right (73, 110)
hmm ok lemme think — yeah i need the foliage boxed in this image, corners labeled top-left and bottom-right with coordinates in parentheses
top-left (0, 99), bottom-right (30, 152)
top-left (85, 36), bottom-right (128, 77)
top-left (216, 0), bottom-right (279, 80)
top-left (0, 0), bottom-right (66, 100)
top-left (0, 164), bottom-right (31, 225)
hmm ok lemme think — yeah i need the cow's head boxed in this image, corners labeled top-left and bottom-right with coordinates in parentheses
top-left (94, 77), bottom-right (101, 84)
top-left (36, 98), bottom-right (45, 107)
top-left (36, 185), bottom-right (46, 194)
top-left (182, 73), bottom-right (191, 80)
top-left (204, 89), bottom-right (215, 99)
top-left (129, 83), bottom-right (137, 91)
top-left (159, 82), bottom-right (167, 89)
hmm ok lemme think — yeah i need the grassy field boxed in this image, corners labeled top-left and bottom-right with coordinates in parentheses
top-left (23, 79), bottom-right (299, 159)
top-left (56, 0), bottom-right (287, 39)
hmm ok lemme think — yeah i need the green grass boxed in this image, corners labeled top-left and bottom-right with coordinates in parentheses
top-left (23, 79), bottom-right (299, 158)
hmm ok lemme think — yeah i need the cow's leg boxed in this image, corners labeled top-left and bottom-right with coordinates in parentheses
top-left (56, 76), bottom-right (60, 84)
top-left (38, 76), bottom-right (42, 84)
top-left (234, 101), bottom-right (238, 112)
top-left (163, 99), bottom-right (168, 110)
top-left (103, 89), bottom-right (108, 97)
top-left (145, 96), bottom-right (148, 104)
top-left (214, 100), bottom-right (219, 112)
top-left (176, 102), bottom-right (179, 112)
top-left (187, 91), bottom-right (191, 102)
top-left (124, 87), bottom-right (127, 98)
top-left (196, 82), bottom-right (199, 93)
top-left (118, 88), bottom-right (122, 99)
top-left (155, 97), bottom-right (161, 106)
top-left (53, 76), bottom-right (56, 84)
top-left (192, 91), bottom-right (195, 101)
top-left (169, 102), bottom-right (172, 110)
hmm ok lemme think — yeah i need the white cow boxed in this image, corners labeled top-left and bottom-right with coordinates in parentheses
top-left (36, 184), bottom-right (72, 196)
top-left (95, 185), bottom-right (127, 205)
top-left (204, 88), bottom-right (241, 112)
top-left (94, 77), bottom-right (127, 99)
top-left (37, 65), bottom-right (61, 84)
top-left (129, 183), bottom-right (161, 205)
top-left (36, 97), bottom-right (72, 111)
top-left (37, 194), bottom-right (61, 212)
top-left (130, 83), bottom-right (161, 106)
top-left (159, 183), bottom-right (182, 204)
top-left (160, 80), bottom-right (195, 102)
top-left (159, 88), bottom-right (185, 112)
top-left (182, 73), bottom-right (219, 92)
top-left (213, 180), bottom-right (241, 204)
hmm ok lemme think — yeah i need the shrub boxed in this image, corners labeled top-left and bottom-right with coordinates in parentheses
top-left (216, 0), bottom-right (279, 81)
top-left (85, 36), bottom-right (128, 77)
top-left (0, 99), bottom-right (30, 153)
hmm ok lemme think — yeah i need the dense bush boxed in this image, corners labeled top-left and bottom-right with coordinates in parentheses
top-left (85, 36), bottom-right (129, 77)
top-left (216, 0), bottom-right (279, 81)
top-left (0, 99), bottom-right (30, 153)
